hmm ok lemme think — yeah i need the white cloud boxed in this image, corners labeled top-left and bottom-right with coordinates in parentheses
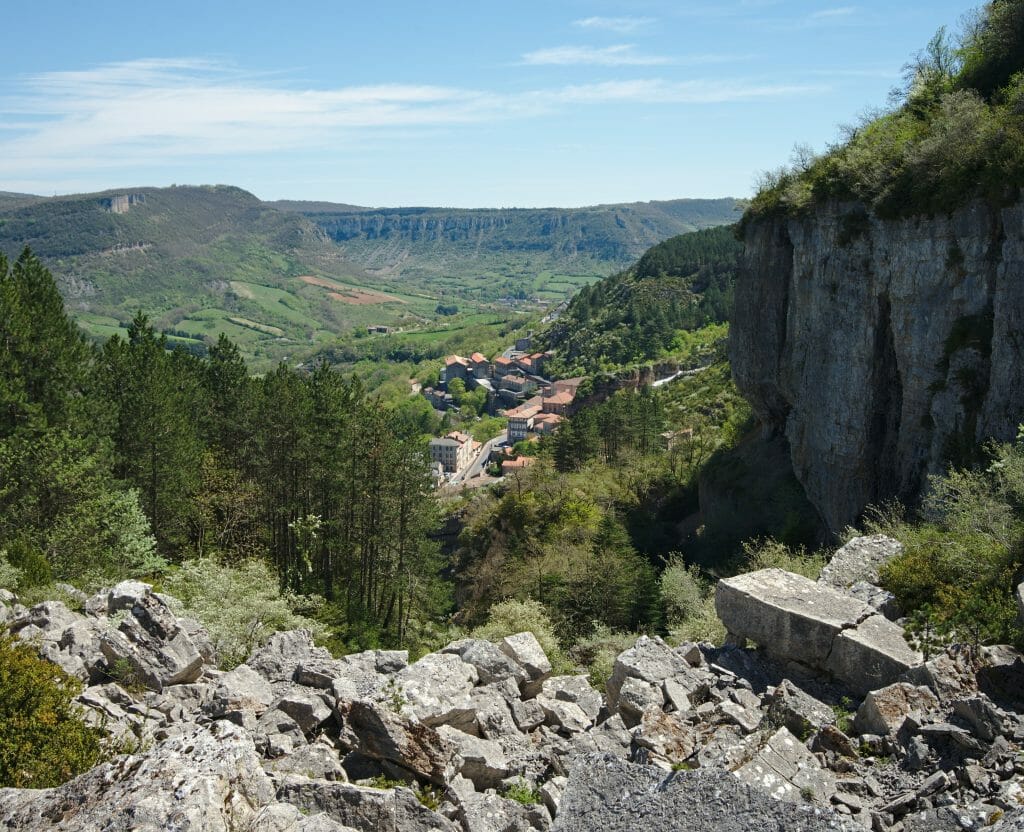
top-left (809, 6), bottom-right (856, 20)
top-left (0, 58), bottom-right (827, 181)
top-left (572, 16), bottom-right (655, 34)
top-left (521, 44), bottom-right (672, 67)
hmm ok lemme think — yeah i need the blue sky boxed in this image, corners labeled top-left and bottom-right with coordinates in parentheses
top-left (2, 0), bottom-right (970, 206)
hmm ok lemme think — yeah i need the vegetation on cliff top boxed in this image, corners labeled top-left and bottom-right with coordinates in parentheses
top-left (745, 0), bottom-right (1024, 223)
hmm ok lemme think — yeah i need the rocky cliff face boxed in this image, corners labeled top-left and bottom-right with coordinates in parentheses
top-left (731, 199), bottom-right (1024, 532)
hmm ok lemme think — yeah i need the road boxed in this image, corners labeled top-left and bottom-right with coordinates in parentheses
top-left (450, 430), bottom-right (507, 486)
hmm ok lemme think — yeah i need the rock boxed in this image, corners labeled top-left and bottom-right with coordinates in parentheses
top-left (106, 579), bottom-right (152, 612)
top-left (0, 722), bottom-right (276, 831)
top-left (265, 742), bottom-right (349, 782)
top-left (459, 791), bottom-right (550, 832)
top-left (539, 776), bottom-right (567, 818)
top-left (615, 676), bottom-right (664, 728)
top-left (336, 699), bottom-right (458, 786)
top-left (99, 593), bottom-right (204, 691)
top-left (818, 535), bottom-right (904, 590)
top-left (510, 698), bottom-right (546, 732)
top-left (258, 708), bottom-right (309, 758)
top-left (394, 652), bottom-right (478, 726)
top-left (952, 695), bottom-right (1007, 742)
top-left (208, 663), bottom-right (276, 716)
top-left (662, 677), bottom-right (692, 713)
top-left (435, 726), bottom-right (510, 790)
top-left (716, 569), bottom-right (921, 693)
top-left (441, 638), bottom-right (529, 687)
top-left (854, 683), bottom-right (938, 737)
top-left (631, 706), bottom-right (698, 767)
top-left (846, 582), bottom-right (902, 621)
top-left (553, 753), bottom-right (859, 832)
top-left (606, 636), bottom-right (689, 716)
top-left (718, 700), bottom-right (763, 734)
top-left (499, 632), bottom-right (552, 695)
top-left (734, 727), bottom-right (837, 808)
top-left (276, 775), bottom-right (460, 832)
top-left (275, 689), bottom-right (334, 737)
top-left (536, 676), bottom-right (602, 734)
top-left (249, 630), bottom-right (334, 684)
top-left (826, 613), bottom-right (923, 695)
top-left (764, 680), bottom-right (836, 738)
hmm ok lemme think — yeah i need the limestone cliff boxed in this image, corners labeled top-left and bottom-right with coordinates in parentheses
top-left (731, 199), bottom-right (1024, 532)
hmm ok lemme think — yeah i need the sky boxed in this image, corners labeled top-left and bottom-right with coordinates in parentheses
top-left (1, 0), bottom-right (972, 207)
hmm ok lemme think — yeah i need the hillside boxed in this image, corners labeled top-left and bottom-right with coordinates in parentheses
top-left (272, 198), bottom-right (741, 303)
top-left (544, 225), bottom-right (742, 375)
top-left (0, 186), bottom-right (433, 367)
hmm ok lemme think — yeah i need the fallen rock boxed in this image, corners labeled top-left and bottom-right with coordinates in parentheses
top-left (435, 726), bottom-right (510, 790)
top-left (441, 638), bottom-right (529, 687)
top-left (606, 636), bottom-right (687, 716)
top-left (631, 706), bottom-right (699, 767)
top-left (853, 683), bottom-right (938, 737)
top-left (209, 663), bottom-right (276, 716)
top-left (764, 680), bottom-right (836, 738)
top-left (336, 699), bottom-right (458, 786)
top-left (552, 753), bottom-right (859, 831)
top-left (249, 630), bottom-right (334, 684)
top-left (99, 593), bottom-right (204, 691)
top-left (276, 775), bottom-right (460, 832)
top-left (0, 722), bottom-right (276, 831)
top-left (734, 727), bottom-right (837, 808)
top-left (716, 568), bottom-right (921, 693)
top-left (818, 535), bottom-right (903, 590)
top-left (459, 791), bottom-right (550, 832)
top-left (499, 632), bottom-right (552, 696)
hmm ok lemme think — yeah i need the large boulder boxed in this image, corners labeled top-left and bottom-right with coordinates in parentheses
top-left (733, 727), bottom-right (836, 808)
top-left (716, 568), bottom-right (921, 693)
top-left (853, 683), bottom-right (939, 737)
top-left (606, 636), bottom-right (688, 715)
top-left (0, 722), bottom-right (276, 831)
top-left (335, 699), bottom-right (459, 786)
top-left (249, 630), bottom-right (334, 684)
top-left (275, 775), bottom-right (460, 832)
top-left (552, 754), bottom-right (859, 832)
top-left (99, 592), bottom-right (204, 691)
top-left (499, 633), bottom-right (552, 696)
top-left (441, 639), bottom-right (529, 687)
top-left (818, 535), bottom-right (903, 589)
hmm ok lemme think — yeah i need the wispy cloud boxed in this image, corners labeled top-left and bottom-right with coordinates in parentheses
top-left (521, 44), bottom-right (673, 67)
top-left (0, 59), bottom-right (826, 183)
top-left (572, 16), bottom-right (655, 34)
top-left (809, 6), bottom-right (856, 20)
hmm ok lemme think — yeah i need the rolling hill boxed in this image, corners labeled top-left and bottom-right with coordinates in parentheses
top-left (0, 186), bottom-right (739, 367)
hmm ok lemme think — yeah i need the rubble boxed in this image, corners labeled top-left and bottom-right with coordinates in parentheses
top-left (1, 567), bottom-right (1022, 832)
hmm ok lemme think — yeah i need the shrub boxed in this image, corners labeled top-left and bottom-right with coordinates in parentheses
top-left (472, 598), bottom-right (570, 673)
top-left (0, 636), bottom-right (108, 787)
top-left (660, 555), bottom-right (706, 625)
top-left (569, 624), bottom-right (638, 692)
top-left (739, 538), bottom-right (826, 579)
top-left (502, 778), bottom-right (542, 805)
top-left (162, 557), bottom-right (326, 668)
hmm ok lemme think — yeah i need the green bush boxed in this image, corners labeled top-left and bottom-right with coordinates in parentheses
top-left (569, 624), bottom-right (638, 692)
top-left (471, 598), bottom-right (570, 673)
top-left (739, 538), bottom-right (826, 579)
top-left (0, 636), bottom-right (108, 787)
top-left (162, 557), bottom-right (326, 668)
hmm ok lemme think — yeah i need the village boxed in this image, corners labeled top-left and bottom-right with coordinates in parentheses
top-left (422, 332), bottom-right (585, 488)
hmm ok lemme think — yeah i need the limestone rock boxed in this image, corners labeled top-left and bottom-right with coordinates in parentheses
top-left (632, 706), bottom-right (698, 767)
top-left (734, 727), bottom-right (837, 808)
top-left (499, 632), bottom-right (552, 695)
top-left (336, 699), bottom-right (458, 786)
top-left (763, 680), bottom-right (836, 738)
top-left (459, 791), bottom-right (550, 832)
top-left (264, 742), bottom-right (348, 782)
top-left (553, 753), bottom-right (859, 832)
top-left (818, 535), bottom-right (904, 590)
top-left (99, 593), bottom-right (204, 691)
top-left (209, 663), bottom-right (276, 716)
top-left (854, 683), bottom-right (938, 737)
top-left (716, 568), bottom-right (921, 693)
top-left (0, 722), bottom-right (275, 831)
top-left (606, 636), bottom-right (688, 715)
top-left (249, 630), bottom-right (334, 684)
top-left (276, 775), bottom-right (460, 832)
top-left (435, 726), bottom-right (510, 789)
top-left (441, 638), bottom-right (529, 687)
top-left (394, 652), bottom-right (478, 726)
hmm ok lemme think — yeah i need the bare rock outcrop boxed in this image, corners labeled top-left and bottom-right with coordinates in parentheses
top-left (732, 200), bottom-right (1024, 531)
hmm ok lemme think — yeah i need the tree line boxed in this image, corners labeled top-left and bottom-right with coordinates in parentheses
top-left (0, 250), bottom-right (443, 647)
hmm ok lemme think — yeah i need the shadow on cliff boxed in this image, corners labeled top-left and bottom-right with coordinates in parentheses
top-left (682, 429), bottom-right (827, 570)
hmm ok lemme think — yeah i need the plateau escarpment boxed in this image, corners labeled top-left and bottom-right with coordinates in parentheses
top-left (731, 199), bottom-right (1024, 532)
